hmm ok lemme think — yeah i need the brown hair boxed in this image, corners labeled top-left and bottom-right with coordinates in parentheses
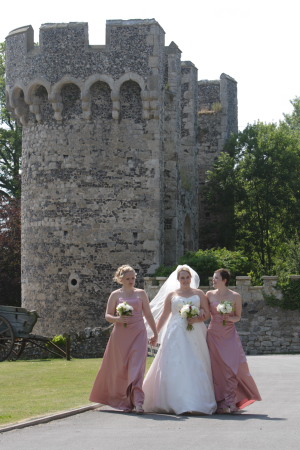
top-left (113, 265), bottom-right (136, 284)
top-left (177, 265), bottom-right (192, 280)
top-left (214, 268), bottom-right (231, 286)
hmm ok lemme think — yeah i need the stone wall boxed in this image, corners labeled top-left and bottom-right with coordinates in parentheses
top-left (20, 274), bottom-right (299, 359)
top-left (5, 19), bottom-right (238, 337)
top-left (197, 74), bottom-right (238, 247)
top-left (144, 275), bottom-right (300, 355)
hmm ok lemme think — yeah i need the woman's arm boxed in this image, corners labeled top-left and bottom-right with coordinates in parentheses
top-left (199, 292), bottom-right (211, 321)
top-left (188, 290), bottom-right (210, 324)
top-left (156, 293), bottom-right (172, 335)
top-left (105, 292), bottom-right (125, 324)
top-left (226, 293), bottom-right (242, 323)
top-left (141, 291), bottom-right (158, 346)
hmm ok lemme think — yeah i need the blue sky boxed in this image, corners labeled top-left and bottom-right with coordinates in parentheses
top-left (1, 0), bottom-right (299, 130)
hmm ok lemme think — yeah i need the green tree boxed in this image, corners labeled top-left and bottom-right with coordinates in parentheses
top-left (0, 42), bottom-right (22, 306)
top-left (201, 144), bottom-right (237, 249)
top-left (0, 42), bottom-right (22, 199)
top-left (206, 121), bottom-right (300, 275)
top-left (0, 195), bottom-right (21, 306)
top-left (283, 97), bottom-right (300, 131)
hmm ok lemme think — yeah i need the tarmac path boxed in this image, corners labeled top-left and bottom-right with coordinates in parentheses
top-left (0, 355), bottom-right (299, 450)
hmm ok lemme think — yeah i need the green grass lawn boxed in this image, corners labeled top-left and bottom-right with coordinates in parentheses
top-left (0, 357), bottom-right (154, 427)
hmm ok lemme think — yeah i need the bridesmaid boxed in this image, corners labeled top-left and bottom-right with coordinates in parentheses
top-left (89, 265), bottom-right (158, 413)
top-left (207, 268), bottom-right (262, 414)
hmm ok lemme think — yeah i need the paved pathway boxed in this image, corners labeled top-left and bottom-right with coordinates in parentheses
top-left (0, 355), bottom-right (299, 450)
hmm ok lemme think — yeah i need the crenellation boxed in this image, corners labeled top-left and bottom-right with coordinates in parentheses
top-left (39, 22), bottom-right (89, 52)
top-left (6, 18), bottom-right (238, 336)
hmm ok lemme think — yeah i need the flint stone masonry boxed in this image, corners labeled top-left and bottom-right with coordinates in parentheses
top-left (6, 19), bottom-right (237, 336)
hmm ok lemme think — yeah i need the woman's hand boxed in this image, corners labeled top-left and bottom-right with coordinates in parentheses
top-left (149, 334), bottom-right (158, 347)
top-left (221, 313), bottom-right (230, 322)
top-left (187, 315), bottom-right (202, 324)
top-left (115, 315), bottom-right (129, 325)
top-left (187, 308), bottom-right (206, 324)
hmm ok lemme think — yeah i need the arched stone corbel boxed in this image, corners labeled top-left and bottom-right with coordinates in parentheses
top-left (50, 77), bottom-right (83, 121)
top-left (26, 80), bottom-right (51, 123)
top-left (81, 93), bottom-right (91, 120)
top-left (141, 91), bottom-right (150, 119)
top-left (111, 91), bottom-right (120, 120)
top-left (9, 84), bottom-right (29, 125)
top-left (53, 103), bottom-right (63, 121)
top-left (14, 106), bottom-right (27, 125)
top-left (29, 103), bottom-right (42, 122)
top-left (49, 93), bottom-right (63, 121)
top-left (13, 97), bottom-right (29, 125)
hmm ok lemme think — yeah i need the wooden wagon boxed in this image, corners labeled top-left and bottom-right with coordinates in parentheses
top-left (0, 305), bottom-right (70, 361)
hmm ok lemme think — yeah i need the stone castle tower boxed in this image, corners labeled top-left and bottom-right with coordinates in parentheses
top-left (5, 19), bottom-right (237, 335)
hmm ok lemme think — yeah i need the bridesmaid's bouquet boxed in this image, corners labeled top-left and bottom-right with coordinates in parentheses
top-left (180, 303), bottom-right (200, 331)
top-left (116, 301), bottom-right (133, 327)
top-left (217, 301), bottom-right (234, 326)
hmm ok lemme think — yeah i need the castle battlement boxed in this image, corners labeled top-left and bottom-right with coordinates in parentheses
top-left (6, 20), bottom-right (168, 125)
top-left (6, 20), bottom-right (165, 85)
top-left (5, 19), bottom-right (238, 336)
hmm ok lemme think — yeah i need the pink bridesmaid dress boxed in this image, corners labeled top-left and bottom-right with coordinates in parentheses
top-left (89, 296), bottom-right (148, 411)
top-left (207, 301), bottom-right (262, 411)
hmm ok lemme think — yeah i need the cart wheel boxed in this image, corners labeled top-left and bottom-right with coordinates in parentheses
top-left (0, 315), bottom-right (15, 362)
top-left (7, 338), bottom-right (26, 361)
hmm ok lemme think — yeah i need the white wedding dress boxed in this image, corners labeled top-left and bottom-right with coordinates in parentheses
top-left (143, 295), bottom-right (217, 415)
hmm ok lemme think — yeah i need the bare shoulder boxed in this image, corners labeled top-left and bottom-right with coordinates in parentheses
top-left (166, 290), bottom-right (177, 301)
top-left (136, 288), bottom-right (148, 300)
top-left (135, 288), bottom-right (146, 294)
top-left (229, 289), bottom-right (241, 297)
top-left (107, 289), bottom-right (121, 305)
top-left (206, 289), bottom-right (217, 296)
top-left (110, 288), bottom-right (121, 298)
top-left (230, 289), bottom-right (242, 301)
top-left (193, 288), bottom-right (206, 298)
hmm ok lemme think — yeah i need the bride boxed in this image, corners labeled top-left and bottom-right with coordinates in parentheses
top-left (143, 265), bottom-right (217, 415)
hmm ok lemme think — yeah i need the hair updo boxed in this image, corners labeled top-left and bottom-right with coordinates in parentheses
top-left (177, 265), bottom-right (192, 280)
top-left (113, 265), bottom-right (136, 284)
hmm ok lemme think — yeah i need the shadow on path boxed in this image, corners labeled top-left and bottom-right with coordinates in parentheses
top-left (96, 409), bottom-right (286, 422)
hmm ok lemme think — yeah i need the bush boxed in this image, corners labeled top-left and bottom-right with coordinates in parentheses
top-left (46, 334), bottom-right (67, 358)
top-left (273, 238), bottom-right (300, 283)
top-left (264, 278), bottom-right (300, 310)
top-left (153, 248), bottom-right (252, 285)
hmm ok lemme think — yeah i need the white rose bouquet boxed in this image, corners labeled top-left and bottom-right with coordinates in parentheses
top-left (116, 301), bottom-right (134, 327)
top-left (180, 303), bottom-right (200, 331)
top-left (216, 301), bottom-right (234, 326)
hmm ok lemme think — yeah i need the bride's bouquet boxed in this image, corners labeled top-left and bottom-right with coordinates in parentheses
top-left (180, 303), bottom-right (200, 331)
top-left (116, 301), bottom-right (133, 327)
top-left (217, 301), bottom-right (234, 326)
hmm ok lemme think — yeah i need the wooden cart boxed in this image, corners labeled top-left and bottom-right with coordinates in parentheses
top-left (0, 305), bottom-right (70, 361)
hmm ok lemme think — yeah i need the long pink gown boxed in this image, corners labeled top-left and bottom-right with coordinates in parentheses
top-left (207, 301), bottom-right (262, 410)
top-left (89, 295), bottom-right (148, 410)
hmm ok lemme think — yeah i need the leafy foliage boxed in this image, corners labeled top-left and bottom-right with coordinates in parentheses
top-left (0, 43), bottom-right (22, 306)
top-left (264, 278), bottom-right (300, 310)
top-left (0, 195), bottom-right (21, 306)
top-left (205, 118), bottom-right (300, 278)
top-left (273, 238), bottom-right (300, 282)
top-left (283, 97), bottom-right (300, 131)
top-left (0, 42), bottom-right (22, 199)
top-left (153, 248), bottom-right (252, 285)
